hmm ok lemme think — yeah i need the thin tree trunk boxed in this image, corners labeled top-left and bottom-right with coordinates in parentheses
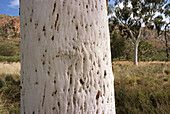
top-left (20, 0), bottom-right (115, 114)
top-left (126, 27), bottom-right (141, 66)
top-left (134, 42), bottom-right (139, 66)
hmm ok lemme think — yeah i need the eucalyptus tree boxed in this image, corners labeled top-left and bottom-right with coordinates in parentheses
top-left (20, 0), bottom-right (115, 113)
top-left (109, 0), bottom-right (168, 65)
top-left (154, 3), bottom-right (170, 61)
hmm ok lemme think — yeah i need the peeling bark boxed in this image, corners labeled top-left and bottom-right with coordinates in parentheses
top-left (20, 0), bottom-right (115, 113)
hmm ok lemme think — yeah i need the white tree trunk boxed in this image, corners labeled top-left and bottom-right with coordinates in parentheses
top-left (20, 0), bottom-right (115, 114)
top-left (134, 42), bottom-right (139, 66)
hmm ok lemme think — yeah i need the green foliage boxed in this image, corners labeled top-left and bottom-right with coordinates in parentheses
top-left (152, 52), bottom-right (169, 61)
top-left (109, 26), bottom-right (169, 61)
top-left (0, 42), bottom-right (18, 56)
top-left (0, 56), bottom-right (20, 63)
top-left (110, 0), bottom-right (168, 30)
top-left (6, 56), bottom-right (20, 63)
top-left (109, 23), bottom-right (133, 61)
top-left (0, 40), bottom-right (20, 62)
top-left (164, 3), bottom-right (170, 17)
top-left (153, 15), bottom-right (165, 35)
top-left (0, 56), bottom-right (6, 62)
top-left (138, 40), bottom-right (156, 60)
top-left (110, 31), bottom-right (126, 60)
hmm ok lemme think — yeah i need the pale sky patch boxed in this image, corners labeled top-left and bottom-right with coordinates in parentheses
top-left (8, 0), bottom-right (19, 9)
top-left (116, 1), bottom-right (132, 9)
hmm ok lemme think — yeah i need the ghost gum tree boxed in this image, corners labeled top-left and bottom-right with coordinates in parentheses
top-left (20, 0), bottom-right (115, 114)
top-left (109, 0), bottom-right (168, 65)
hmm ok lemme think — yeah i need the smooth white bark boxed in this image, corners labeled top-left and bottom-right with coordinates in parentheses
top-left (134, 42), bottom-right (139, 66)
top-left (127, 27), bottom-right (141, 66)
top-left (20, 0), bottom-right (115, 114)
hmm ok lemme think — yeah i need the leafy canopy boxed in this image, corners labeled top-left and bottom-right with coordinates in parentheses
top-left (109, 0), bottom-right (168, 39)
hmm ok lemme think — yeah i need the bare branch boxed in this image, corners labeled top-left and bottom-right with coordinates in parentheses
top-left (114, 15), bottom-right (136, 43)
top-left (126, 27), bottom-right (136, 43)
top-left (127, 39), bottom-right (135, 46)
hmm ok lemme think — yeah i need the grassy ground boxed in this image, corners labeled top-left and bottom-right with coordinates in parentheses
top-left (0, 61), bottom-right (169, 113)
top-left (0, 62), bottom-right (20, 113)
top-left (113, 61), bottom-right (170, 114)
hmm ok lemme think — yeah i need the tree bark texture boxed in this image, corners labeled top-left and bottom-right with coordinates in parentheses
top-left (20, 0), bottom-right (115, 114)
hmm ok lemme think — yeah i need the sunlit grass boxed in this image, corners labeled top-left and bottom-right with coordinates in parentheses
top-left (113, 61), bottom-right (170, 114)
top-left (0, 62), bottom-right (20, 76)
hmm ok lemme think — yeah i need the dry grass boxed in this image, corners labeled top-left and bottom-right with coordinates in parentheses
top-left (0, 61), bottom-right (169, 113)
top-left (0, 62), bottom-right (20, 76)
top-left (113, 61), bottom-right (170, 114)
top-left (113, 61), bottom-right (170, 66)
top-left (0, 62), bottom-right (20, 113)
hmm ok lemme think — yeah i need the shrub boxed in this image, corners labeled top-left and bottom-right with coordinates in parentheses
top-left (0, 56), bottom-right (20, 62)
top-left (0, 42), bottom-right (18, 56)
top-left (151, 52), bottom-right (167, 61)
top-left (6, 56), bottom-right (20, 63)
top-left (0, 56), bottom-right (6, 62)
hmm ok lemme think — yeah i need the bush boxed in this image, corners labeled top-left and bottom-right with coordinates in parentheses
top-left (0, 42), bottom-right (18, 56)
top-left (0, 56), bottom-right (20, 62)
top-left (6, 56), bottom-right (20, 63)
top-left (0, 56), bottom-right (6, 62)
top-left (151, 52), bottom-right (167, 61)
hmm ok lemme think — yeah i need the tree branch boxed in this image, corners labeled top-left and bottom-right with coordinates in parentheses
top-left (127, 39), bottom-right (135, 46)
top-left (137, 27), bottom-right (142, 43)
top-left (126, 27), bottom-right (136, 43)
top-left (145, 0), bottom-right (165, 28)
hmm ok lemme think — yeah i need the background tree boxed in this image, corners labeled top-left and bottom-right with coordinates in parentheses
top-left (110, 31), bottom-right (126, 60)
top-left (138, 40), bottom-right (155, 61)
top-left (153, 3), bottom-right (170, 61)
top-left (164, 23), bottom-right (170, 61)
top-left (109, 0), bottom-right (168, 65)
top-left (109, 22), bottom-right (133, 61)
top-left (20, 0), bottom-right (115, 113)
